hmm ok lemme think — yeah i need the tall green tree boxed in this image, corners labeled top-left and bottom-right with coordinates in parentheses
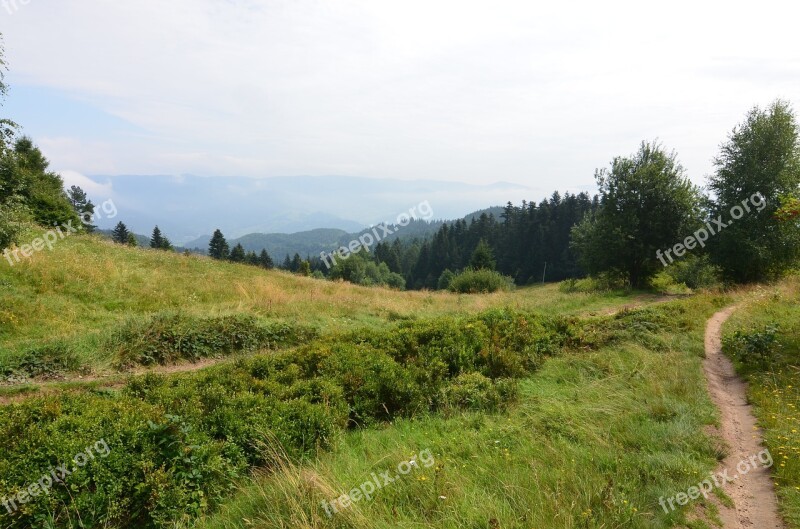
top-left (0, 137), bottom-right (78, 227)
top-left (149, 226), bottom-right (172, 250)
top-left (208, 229), bottom-right (229, 260)
top-left (469, 239), bottom-right (496, 270)
top-left (112, 222), bottom-right (130, 244)
top-left (67, 185), bottom-right (96, 232)
top-left (571, 141), bottom-right (702, 287)
top-left (707, 101), bottom-right (800, 282)
top-left (150, 226), bottom-right (164, 249)
top-left (259, 249), bottom-right (274, 269)
top-left (229, 243), bottom-right (246, 263)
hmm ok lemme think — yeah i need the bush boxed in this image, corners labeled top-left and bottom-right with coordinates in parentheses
top-left (0, 199), bottom-right (28, 250)
top-left (664, 255), bottom-right (722, 290)
top-left (114, 313), bottom-right (317, 366)
top-left (558, 272), bottom-right (630, 293)
top-left (437, 269), bottom-right (456, 290)
top-left (0, 307), bottom-right (634, 528)
top-left (649, 271), bottom-right (691, 295)
top-left (722, 324), bottom-right (781, 370)
top-left (448, 268), bottom-right (514, 294)
top-left (439, 373), bottom-right (517, 412)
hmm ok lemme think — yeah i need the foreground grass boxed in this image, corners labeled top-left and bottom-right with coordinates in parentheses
top-left (191, 295), bottom-right (732, 529)
top-left (722, 275), bottom-right (800, 527)
top-left (0, 229), bottom-right (651, 373)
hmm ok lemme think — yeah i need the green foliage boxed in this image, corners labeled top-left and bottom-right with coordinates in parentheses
top-left (448, 268), bottom-right (514, 293)
top-left (150, 226), bottom-right (172, 250)
top-left (0, 197), bottom-right (27, 249)
top-left (0, 308), bottom-right (589, 528)
top-left (469, 239), bottom-right (496, 270)
top-left (208, 229), bottom-right (229, 260)
top-left (649, 271), bottom-right (691, 295)
top-left (708, 101), bottom-right (800, 282)
top-left (663, 254), bottom-right (722, 290)
top-left (112, 222), bottom-right (130, 244)
top-left (330, 248), bottom-right (406, 289)
top-left (558, 272), bottom-right (629, 293)
top-left (439, 372), bottom-right (516, 412)
top-left (229, 243), bottom-right (246, 263)
top-left (67, 185), bottom-right (95, 232)
top-left (723, 324), bottom-right (781, 370)
top-left (437, 268), bottom-right (455, 290)
top-left (114, 313), bottom-right (317, 366)
top-left (571, 141), bottom-right (703, 287)
top-left (0, 137), bottom-right (79, 229)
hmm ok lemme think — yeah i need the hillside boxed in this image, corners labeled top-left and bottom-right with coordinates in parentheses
top-left (0, 224), bottom-right (648, 376)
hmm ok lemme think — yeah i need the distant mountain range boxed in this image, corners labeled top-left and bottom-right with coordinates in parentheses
top-left (86, 174), bottom-right (533, 244)
top-left (182, 206), bottom-right (505, 259)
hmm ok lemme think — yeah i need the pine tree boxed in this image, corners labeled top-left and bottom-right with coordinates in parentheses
top-left (282, 254), bottom-right (291, 270)
top-left (208, 229), bottom-right (229, 260)
top-left (111, 222), bottom-right (130, 244)
top-left (290, 253), bottom-right (303, 272)
top-left (150, 226), bottom-right (164, 249)
top-left (259, 249), bottom-right (274, 269)
top-left (126, 232), bottom-right (138, 247)
top-left (245, 251), bottom-right (259, 265)
top-left (230, 243), bottom-right (246, 262)
top-left (67, 185), bottom-right (96, 232)
top-left (470, 239), bottom-right (496, 271)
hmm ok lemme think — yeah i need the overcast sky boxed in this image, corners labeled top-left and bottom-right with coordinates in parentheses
top-left (2, 0), bottom-right (799, 198)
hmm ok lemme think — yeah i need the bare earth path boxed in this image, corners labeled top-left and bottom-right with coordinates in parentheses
top-left (704, 305), bottom-right (784, 528)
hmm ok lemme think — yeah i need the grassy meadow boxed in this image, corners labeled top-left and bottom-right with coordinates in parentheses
top-left (2, 224), bottom-right (788, 529)
top-left (0, 227), bottom-right (655, 375)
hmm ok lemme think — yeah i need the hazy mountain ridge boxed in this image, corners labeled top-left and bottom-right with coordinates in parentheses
top-left (87, 174), bottom-right (533, 244)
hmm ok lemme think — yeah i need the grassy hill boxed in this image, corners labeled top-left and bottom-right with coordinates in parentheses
top-left (7, 222), bottom-right (794, 529)
top-left (0, 224), bottom-right (645, 376)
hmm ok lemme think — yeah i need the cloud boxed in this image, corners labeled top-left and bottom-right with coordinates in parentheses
top-left (58, 170), bottom-right (114, 200)
top-left (2, 0), bottom-right (799, 190)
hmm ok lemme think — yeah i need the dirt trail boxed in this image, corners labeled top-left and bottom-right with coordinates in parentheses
top-left (703, 305), bottom-right (784, 528)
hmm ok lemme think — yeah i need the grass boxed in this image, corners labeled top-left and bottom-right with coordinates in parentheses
top-left (0, 228), bottom-right (654, 374)
top-left (722, 275), bottom-right (800, 527)
top-left (189, 294), bottom-right (734, 529)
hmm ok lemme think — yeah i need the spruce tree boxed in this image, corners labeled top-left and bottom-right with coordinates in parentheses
top-left (111, 222), bottom-right (130, 244)
top-left (230, 243), bottom-right (246, 262)
top-left (259, 249), bottom-right (274, 269)
top-left (208, 229), bottom-right (229, 260)
top-left (150, 226), bottom-right (164, 249)
top-left (67, 186), bottom-right (96, 232)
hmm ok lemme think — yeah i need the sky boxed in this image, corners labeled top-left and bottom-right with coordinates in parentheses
top-left (1, 0), bottom-right (799, 211)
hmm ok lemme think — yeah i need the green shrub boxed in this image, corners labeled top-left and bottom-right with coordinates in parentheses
top-left (558, 272), bottom-right (629, 293)
top-left (664, 254), bottom-right (722, 290)
top-left (722, 324), bottom-right (781, 370)
top-left (649, 271), bottom-right (690, 295)
top-left (7, 342), bottom-right (80, 379)
top-left (439, 373), bottom-right (517, 412)
top-left (448, 268), bottom-right (514, 293)
top-left (0, 307), bottom-right (651, 528)
top-left (114, 313), bottom-right (317, 366)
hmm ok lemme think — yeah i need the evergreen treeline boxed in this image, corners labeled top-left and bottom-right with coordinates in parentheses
top-left (368, 192), bottom-right (598, 289)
